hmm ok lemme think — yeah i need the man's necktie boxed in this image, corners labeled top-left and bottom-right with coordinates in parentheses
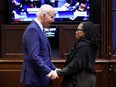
top-left (43, 29), bottom-right (51, 54)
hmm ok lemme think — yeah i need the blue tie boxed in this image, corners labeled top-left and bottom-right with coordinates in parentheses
top-left (43, 29), bottom-right (46, 36)
top-left (43, 29), bottom-right (51, 55)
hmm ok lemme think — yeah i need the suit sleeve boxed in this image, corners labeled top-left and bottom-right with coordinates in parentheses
top-left (24, 28), bottom-right (52, 76)
top-left (50, 62), bottom-right (57, 70)
top-left (57, 46), bottom-right (91, 76)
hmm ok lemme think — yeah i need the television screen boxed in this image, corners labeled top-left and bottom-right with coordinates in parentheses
top-left (44, 26), bottom-right (59, 57)
top-left (44, 27), bottom-right (58, 38)
top-left (11, 0), bottom-right (90, 24)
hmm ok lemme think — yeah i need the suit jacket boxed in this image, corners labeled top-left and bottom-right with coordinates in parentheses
top-left (57, 39), bottom-right (97, 87)
top-left (20, 21), bottom-right (56, 86)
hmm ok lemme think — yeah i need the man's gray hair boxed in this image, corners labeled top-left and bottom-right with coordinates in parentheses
top-left (36, 4), bottom-right (54, 16)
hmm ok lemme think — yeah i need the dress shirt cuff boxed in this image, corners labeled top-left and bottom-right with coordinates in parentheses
top-left (47, 70), bottom-right (54, 77)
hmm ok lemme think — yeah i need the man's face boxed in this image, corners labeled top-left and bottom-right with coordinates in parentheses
top-left (43, 11), bottom-right (54, 28)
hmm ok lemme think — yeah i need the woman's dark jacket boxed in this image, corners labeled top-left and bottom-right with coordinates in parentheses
top-left (57, 39), bottom-right (97, 87)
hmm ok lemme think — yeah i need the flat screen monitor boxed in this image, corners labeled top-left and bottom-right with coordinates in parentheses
top-left (44, 26), bottom-right (59, 57)
top-left (10, 0), bottom-right (91, 24)
top-left (44, 27), bottom-right (58, 38)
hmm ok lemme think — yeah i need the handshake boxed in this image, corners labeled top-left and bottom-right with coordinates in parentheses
top-left (50, 68), bottom-right (61, 80)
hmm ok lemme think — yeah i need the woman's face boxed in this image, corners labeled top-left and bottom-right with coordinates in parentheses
top-left (75, 23), bottom-right (85, 40)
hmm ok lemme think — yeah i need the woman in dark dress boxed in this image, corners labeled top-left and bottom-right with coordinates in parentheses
top-left (57, 21), bottom-right (101, 87)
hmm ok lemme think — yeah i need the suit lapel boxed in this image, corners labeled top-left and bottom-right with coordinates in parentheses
top-left (33, 21), bottom-right (51, 55)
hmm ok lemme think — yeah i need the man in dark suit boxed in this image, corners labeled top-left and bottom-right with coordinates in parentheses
top-left (20, 4), bottom-right (59, 87)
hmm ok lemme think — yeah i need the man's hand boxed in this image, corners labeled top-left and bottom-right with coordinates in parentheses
top-left (50, 71), bottom-right (59, 80)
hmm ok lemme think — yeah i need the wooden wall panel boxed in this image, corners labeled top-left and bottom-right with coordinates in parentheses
top-left (59, 25), bottom-right (77, 58)
top-left (0, 71), bottom-right (24, 87)
top-left (95, 63), bottom-right (109, 87)
top-left (1, 25), bottom-right (27, 58)
top-left (1, 24), bottom-right (100, 59)
top-left (0, 60), bottom-right (110, 87)
top-left (0, 60), bottom-right (24, 87)
top-left (109, 63), bottom-right (116, 87)
top-left (0, 60), bottom-right (65, 87)
top-left (100, 0), bottom-right (112, 59)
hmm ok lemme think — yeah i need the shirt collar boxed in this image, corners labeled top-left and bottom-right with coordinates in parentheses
top-left (34, 18), bottom-right (44, 31)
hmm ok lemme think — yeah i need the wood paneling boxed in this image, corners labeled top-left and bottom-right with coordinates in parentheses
top-left (100, 0), bottom-right (112, 59)
top-left (0, 60), bottom-right (110, 87)
top-left (0, 59), bottom-right (64, 87)
top-left (1, 24), bottom-right (100, 59)
top-left (95, 63), bottom-right (109, 87)
top-left (0, 60), bottom-right (24, 87)
top-left (108, 63), bottom-right (116, 87)
top-left (1, 25), bottom-right (27, 58)
top-left (59, 25), bottom-right (77, 58)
